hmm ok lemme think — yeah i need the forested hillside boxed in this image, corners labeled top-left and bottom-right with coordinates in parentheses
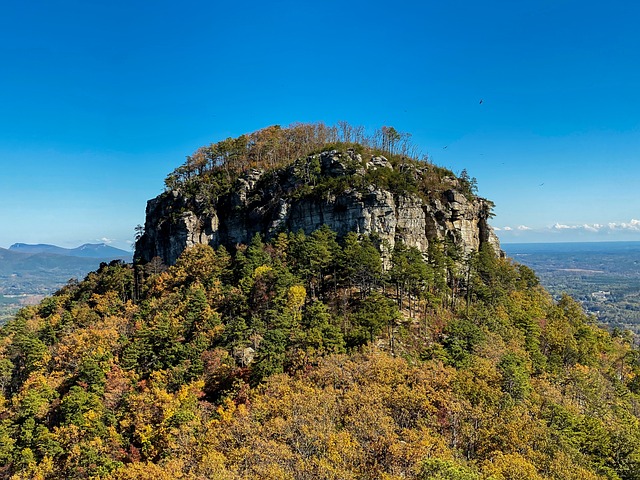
top-left (1, 231), bottom-right (639, 479)
top-left (1, 126), bottom-right (639, 479)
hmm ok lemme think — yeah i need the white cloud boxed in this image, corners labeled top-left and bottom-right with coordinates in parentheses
top-left (553, 223), bottom-right (576, 230)
top-left (582, 223), bottom-right (602, 232)
top-left (494, 218), bottom-right (640, 241)
top-left (548, 220), bottom-right (640, 233)
top-left (100, 237), bottom-right (114, 244)
top-left (613, 219), bottom-right (640, 231)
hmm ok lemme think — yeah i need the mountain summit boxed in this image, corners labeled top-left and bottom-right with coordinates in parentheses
top-left (135, 123), bottom-right (500, 266)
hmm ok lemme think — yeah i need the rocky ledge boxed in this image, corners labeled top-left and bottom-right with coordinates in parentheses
top-left (135, 150), bottom-right (501, 266)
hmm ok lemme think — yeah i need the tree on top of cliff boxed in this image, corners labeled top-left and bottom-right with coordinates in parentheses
top-left (162, 122), bottom-right (482, 206)
top-left (166, 123), bottom-right (423, 187)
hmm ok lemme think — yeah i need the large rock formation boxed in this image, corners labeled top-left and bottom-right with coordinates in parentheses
top-left (135, 150), bottom-right (501, 266)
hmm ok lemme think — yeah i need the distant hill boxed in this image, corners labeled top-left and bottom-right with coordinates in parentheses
top-left (0, 243), bottom-right (132, 294)
top-left (0, 243), bottom-right (132, 323)
top-left (9, 242), bottom-right (132, 259)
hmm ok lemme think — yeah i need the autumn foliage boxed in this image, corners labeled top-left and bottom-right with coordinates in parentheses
top-left (1, 126), bottom-right (640, 478)
top-left (0, 227), bottom-right (639, 479)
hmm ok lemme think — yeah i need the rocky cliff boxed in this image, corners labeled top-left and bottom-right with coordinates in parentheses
top-left (135, 149), bottom-right (501, 266)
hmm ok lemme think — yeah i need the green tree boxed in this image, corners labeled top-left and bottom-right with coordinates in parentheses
top-left (498, 352), bottom-right (531, 401)
top-left (348, 292), bottom-right (399, 347)
top-left (339, 233), bottom-right (382, 295)
top-left (420, 458), bottom-right (481, 480)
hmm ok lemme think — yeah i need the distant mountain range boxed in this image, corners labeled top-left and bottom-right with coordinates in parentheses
top-left (9, 242), bottom-right (132, 259)
top-left (0, 243), bottom-right (133, 320)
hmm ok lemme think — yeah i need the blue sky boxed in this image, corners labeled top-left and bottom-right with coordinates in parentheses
top-left (1, 0), bottom-right (639, 249)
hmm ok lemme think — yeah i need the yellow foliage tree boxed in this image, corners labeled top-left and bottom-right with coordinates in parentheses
top-left (286, 285), bottom-right (306, 324)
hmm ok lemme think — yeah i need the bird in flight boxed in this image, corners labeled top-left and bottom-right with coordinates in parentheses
top-left (479, 99), bottom-right (484, 104)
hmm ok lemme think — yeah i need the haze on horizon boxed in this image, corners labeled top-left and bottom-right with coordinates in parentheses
top-left (1, 0), bottom-right (639, 251)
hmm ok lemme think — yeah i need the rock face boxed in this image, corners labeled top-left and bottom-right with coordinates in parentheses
top-left (135, 151), bottom-right (501, 266)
